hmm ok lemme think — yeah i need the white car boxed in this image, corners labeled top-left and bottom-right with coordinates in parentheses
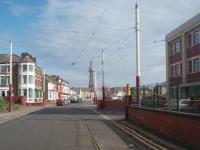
top-left (163, 99), bottom-right (189, 110)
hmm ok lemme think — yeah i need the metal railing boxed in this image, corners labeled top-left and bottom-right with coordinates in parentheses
top-left (130, 81), bottom-right (200, 114)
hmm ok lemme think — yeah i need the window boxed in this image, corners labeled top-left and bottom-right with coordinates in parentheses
top-left (7, 66), bottom-right (10, 73)
top-left (194, 58), bottom-right (200, 72)
top-left (29, 75), bottom-right (34, 84)
top-left (1, 77), bottom-right (5, 85)
top-left (29, 65), bottom-right (33, 72)
top-left (1, 91), bottom-right (5, 97)
top-left (194, 31), bottom-right (200, 45)
top-left (23, 89), bottom-right (27, 97)
top-left (1, 66), bottom-right (6, 73)
top-left (171, 66), bottom-right (174, 77)
top-left (6, 77), bottom-right (9, 85)
top-left (174, 40), bottom-right (181, 53)
top-left (29, 88), bottom-right (34, 98)
top-left (188, 60), bottom-right (193, 73)
top-left (23, 64), bottom-right (27, 72)
top-left (170, 43), bottom-right (174, 55)
top-left (7, 91), bottom-right (10, 96)
top-left (23, 75), bottom-right (27, 84)
top-left (0, 76), bottom-right (5, 85)
top-left (188, 34), bottom-right (193, 47)
top-left (170, 40), bottom-right (181, 55)
top-left (175, 64), bottom-right (181, 76)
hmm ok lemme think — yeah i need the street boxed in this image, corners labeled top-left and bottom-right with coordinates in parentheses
top-left (0, 102), bottom-right (165, 150)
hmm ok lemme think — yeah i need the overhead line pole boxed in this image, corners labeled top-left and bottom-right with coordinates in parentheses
top-left (135, 3), bottom-right (141, 106)
top-left (9, 40), bottom-right (13, 112)
top-left (102, 49), bottom-right (105, 109)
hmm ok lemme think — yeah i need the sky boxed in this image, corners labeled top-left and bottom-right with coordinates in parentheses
top-left (0, 0), bottom-right (200, 87)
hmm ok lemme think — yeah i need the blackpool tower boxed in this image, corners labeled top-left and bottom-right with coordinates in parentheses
top-left (88, 61), bottom-right (96, 94)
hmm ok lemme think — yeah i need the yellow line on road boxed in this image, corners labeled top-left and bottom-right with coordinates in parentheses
top-left (92, 109), bottom-right (168, 150)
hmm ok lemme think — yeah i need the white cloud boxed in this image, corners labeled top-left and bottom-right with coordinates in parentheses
top-left (25, 0), bottom-right (200, 87)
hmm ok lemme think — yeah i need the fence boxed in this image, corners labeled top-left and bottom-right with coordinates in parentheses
top-left (130, 81), bottom-right (200, 114)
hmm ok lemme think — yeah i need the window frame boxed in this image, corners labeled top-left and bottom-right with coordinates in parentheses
top-left (23, 75), bottom-right (27, 84)
top-left (193, 58), bottom-right (200, 73)
top-left (193, 30), bottom-right (200, 45)
top-left (23, 64), bottom-right (27, 72)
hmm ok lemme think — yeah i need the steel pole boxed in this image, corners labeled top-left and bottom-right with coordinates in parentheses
top-left (43, 69), bottom-right (45, 106)
top-left (9, 40), bottom-right (13, 112)
top-left (102, 49), bottom-right (105, 109)
top-left (135, 3), bottom-right (141, 106)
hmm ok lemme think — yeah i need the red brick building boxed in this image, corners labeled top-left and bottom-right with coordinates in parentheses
top-left (166, 13), bottom-right (200, 99)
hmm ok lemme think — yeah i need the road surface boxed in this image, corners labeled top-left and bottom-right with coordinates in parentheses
top-left (0, 102), bottom-right (166, 150)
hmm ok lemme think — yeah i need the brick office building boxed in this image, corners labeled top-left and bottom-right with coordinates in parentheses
top-left (166, 13), bottom-right (200, 99)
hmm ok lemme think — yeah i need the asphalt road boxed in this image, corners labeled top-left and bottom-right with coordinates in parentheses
top-left (0, 102), bottom-right (154, 150)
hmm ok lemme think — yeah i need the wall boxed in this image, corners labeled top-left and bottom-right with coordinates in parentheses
top-left (96, 98), bottom-right (130, 109)
top-left (4, 96), bottom-right (26, 107)
top-left (127, 106), bottom-right (200, 149)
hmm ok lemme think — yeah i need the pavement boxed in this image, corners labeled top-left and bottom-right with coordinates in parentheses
top-left (0, 104), bottom-right (55, 124)
top-left (95, 108), bottom-right (186, 150)
top-left (0, 101), bottom-right (185, 150)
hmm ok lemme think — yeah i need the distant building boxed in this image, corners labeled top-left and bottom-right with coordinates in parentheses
top-left (74, 88), bottom-right (92, 99)
top-left (48, 75), bottom-right (72, 100)
top-left (106, 87), bottom-right (126, 99)
top-left (45, 75), bottom-right (58, 101)
top-left (166, 13), bottom-right (200, 99)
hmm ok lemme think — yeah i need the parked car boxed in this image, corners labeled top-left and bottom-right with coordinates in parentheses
top-left (77, 98), bottom-right (83, 103)
top-left (64, 99), bottom-right (71, 105)
top-left (56, 99), bottom-right (64, 106)
top-left (163, 99), bottom-right (189, 110)
top-left (69, 96), bottom-right (77, 103)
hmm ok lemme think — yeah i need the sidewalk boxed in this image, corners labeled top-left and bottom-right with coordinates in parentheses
top-left (0, 104), bottom-right (55, 124)
top-left (95, 108), bottom-right (186, 150)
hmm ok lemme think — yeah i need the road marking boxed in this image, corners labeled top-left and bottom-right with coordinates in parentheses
top-left (92, 109), bottom-right (168, 150)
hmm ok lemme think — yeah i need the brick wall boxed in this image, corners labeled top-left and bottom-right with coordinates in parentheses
top-left (187, 44), bottom-right (200, 58)
top-left (170, 52), bottom-right (182, 64)
top-left (127, 106), bottom-right (200, 149)
top-left (96, 98), bottom-right (130, 109)
top-left (187, 72), bottom-right (200, 82)
top-left (4, 96), bottom-right (26, 107)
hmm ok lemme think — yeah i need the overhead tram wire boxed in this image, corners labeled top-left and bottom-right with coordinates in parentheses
top-left (71, 0), bottom-right (110, 66)
top-left (88, 29), bottom-right (134, 65)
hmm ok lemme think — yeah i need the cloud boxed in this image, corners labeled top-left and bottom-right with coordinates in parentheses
top-left (1, 1), bottom-right (28, 16)
top-left (20, 0), bottom-right (200, 87)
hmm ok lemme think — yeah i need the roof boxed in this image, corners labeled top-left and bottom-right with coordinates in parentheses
top-left (0, 54), bottom-right (21, 63)
top-left (45, 74), bottom-right (57, 83)
top-left (20, 52), bottom-right (36, 63)
top-left (166, 12), bottom-right (200, 41)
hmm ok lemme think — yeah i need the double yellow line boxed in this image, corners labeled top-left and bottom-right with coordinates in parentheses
top-left (92, 109), bottom-right (168, 150)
